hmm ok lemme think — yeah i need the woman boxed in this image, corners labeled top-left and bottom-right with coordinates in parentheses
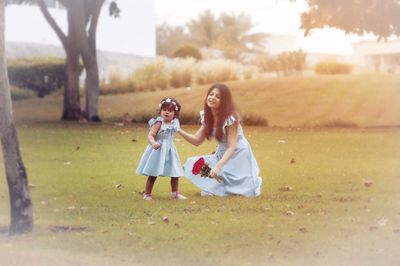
top-left (178, 83), bottom-right (262, 197)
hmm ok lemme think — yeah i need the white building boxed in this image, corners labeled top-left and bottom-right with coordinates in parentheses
top-left (353, 39), bottom-right (400, 73)
top-left (5, 0), bottom-right (156, 78)
top-left (263, 34), bottom-right (297, 55)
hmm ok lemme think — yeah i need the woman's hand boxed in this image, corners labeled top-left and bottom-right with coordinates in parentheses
top-left (210, 165), bottom-right (221, 178)
top-left (152, 142), bottom-right (161, 150)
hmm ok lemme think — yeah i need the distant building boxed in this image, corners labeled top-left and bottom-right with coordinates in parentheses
top-left (5, 0), bottom-right (156, 79)
top-left (353, 39), bottom-right (400, 73)
top-left (263, 34), bottom-right (297, 55)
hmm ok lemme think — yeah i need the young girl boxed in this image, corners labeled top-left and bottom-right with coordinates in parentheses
top-left (136, 97), bottom-right (187, 200)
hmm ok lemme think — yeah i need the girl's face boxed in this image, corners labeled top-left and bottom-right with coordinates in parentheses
top-left (206, 88), bottom-right (221, 109)
top-left (160, 107), bottom-right (175, 122)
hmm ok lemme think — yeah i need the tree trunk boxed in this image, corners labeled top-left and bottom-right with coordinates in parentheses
top-left (62, 2), bottom-right (82, 120)
top-left (79, 0), bottom-right (104, 122)
top-left (0, 0), bottom-right (33, 235)
top-left (37, 0), bottom-right (82, 121)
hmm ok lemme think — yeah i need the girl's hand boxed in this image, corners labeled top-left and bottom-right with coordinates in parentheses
top-left (152, 142), bottom-right (161, 150)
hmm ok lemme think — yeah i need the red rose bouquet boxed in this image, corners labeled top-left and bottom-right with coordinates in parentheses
top-left (192, 157), bottom-right (222, 183)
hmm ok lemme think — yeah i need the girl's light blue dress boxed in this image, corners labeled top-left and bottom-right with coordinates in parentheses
top-left (184, 111), bottom-right (262, 197)
top-left (136, 117), bottom-right (184, 177)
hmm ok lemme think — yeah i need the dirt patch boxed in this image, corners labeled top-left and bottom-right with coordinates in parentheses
top-left (48, 225), bottom-right (90, 233)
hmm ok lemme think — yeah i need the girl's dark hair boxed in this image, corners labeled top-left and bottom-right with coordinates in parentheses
top-left (158, 97), bottom-right (181, 118)
top-left (203, 83), bottom-right (238, 141)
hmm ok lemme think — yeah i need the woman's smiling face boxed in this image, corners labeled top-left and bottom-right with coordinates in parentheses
top-left (206, 88), bottom-right (221, 109)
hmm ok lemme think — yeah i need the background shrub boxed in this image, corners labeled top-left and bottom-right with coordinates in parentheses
top-left (314, 60), bottom-right (352, 75)
top-left (129, 59), bottom-right (169, 91)
top-left (10, 85), bottom-right (36, 100)
top-left (196, 59), bottom-right (241, 85)
top-left (100, 71), bottom-right (136, 94)
top-left (7, 57), bottom-right (77, 97)
top-left (172, 44), bottom-right (203, 60)
top-left (168, 57), bottom-right (196, 88)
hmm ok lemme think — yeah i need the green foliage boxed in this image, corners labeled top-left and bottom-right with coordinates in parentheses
top-left (168, 57), bottom-right (196, 88)
top-left (254, 53), bottom-right (278, 73)
top-left (301, 0), bottom-right (400, 39)
top-left (240, 114), bottom-right (268, 126)
top-left (10, 85), bottom-right (36, 101)
top-left (130, 59), bottom-right (169, 91)
top-left (100, 71), bottom-right (136, 95)
top-left (314, 60), bottom-right (352, 75)
top-left (196, 59), bottom-right (241, 85)
top-left (157, 9), bottom-right (267, 60)
top-left (254, 51), bottom-right (306, 76)
top-left (172, 44), bottom-right (203, 60)
top-left (156, 23), bottom-right (190, 56)
top-left (7, 57), bottom-right (75, 97)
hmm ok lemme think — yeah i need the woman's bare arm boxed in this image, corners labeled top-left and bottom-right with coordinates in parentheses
top-left (209, 122), bottom-right (239, 177)
top-left (178, 126), bottom-right (206, 146)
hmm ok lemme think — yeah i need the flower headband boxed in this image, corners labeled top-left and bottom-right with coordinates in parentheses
top-left (159, 98), bottom-right (179, 111)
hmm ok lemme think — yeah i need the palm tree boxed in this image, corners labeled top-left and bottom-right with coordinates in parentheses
top-left (187, 10), bottom-right (268, 60)
top-left (186, 10), bottom-right (222, 48)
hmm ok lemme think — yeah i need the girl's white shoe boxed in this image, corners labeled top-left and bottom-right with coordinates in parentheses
top-left (200, 190), bottom-right (213, 197)
top-left (143, 194), bottom-right (153, 201)
top-left (171, 192), bottom-right (187, 200)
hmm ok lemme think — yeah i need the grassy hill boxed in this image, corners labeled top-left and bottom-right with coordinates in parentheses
top-left (13, 74), bottom-right (400, 127)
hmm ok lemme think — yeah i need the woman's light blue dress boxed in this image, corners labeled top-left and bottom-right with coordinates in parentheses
top-left (136, 117), bottom-right (184, 177)
top-left (184, 111), bottom-right (262, 197)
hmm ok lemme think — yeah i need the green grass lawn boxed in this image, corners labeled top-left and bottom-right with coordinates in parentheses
top-left (1, 123), bottom-right (400, 265)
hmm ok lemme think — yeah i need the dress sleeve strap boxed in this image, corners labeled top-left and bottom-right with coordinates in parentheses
top-left (199, 110), bottom-right (205, 126)
top-left (148, 116), bottom-right (163, 127)
top-left (222, 115), bottom-right (238, 134)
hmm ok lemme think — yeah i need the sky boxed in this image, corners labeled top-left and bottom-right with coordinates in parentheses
top-left (154, 0), bottom-right (377, 55)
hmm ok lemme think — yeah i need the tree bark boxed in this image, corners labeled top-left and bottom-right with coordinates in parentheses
top-left (37, 0), bottom-right (82, 120)
top-left (0, 0), bottom-right (33, 235)
top-left (37, 0), bottom-right (104, 122)
top-left (61, 5), bottom-right (82, 120)
top-left (78, 0), bottom-right (104, 122)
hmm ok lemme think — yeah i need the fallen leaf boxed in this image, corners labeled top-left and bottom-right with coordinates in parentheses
top-left (114, 184), bottom-right (123, 189)
top-left (377, 217), bottom-right (388, 227)
top-left (279, 186), bottom-right (293, 192)
top-left (363, 179), bottom-right (373, 187)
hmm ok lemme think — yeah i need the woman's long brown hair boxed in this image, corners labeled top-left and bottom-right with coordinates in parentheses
top-left (203, 83), bottom-right (238, 142)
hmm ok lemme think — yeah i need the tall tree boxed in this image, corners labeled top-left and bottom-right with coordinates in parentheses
top-left (187, 10), bottom-right (221, 48)
top-left (213, 12), bottom-right (268, 60)
top-left (186, 10), bottom-right (267, 60)
top-left (301, 0), bottom-right (400, 39)
top-left (156, 23), bottom-right (190, 56)
top-left (0, 0), bottom-right (33, 235)
top-left (7, 0), bottom-right (119, 121)
top-left (36, 0), bottom-right (107, 121)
